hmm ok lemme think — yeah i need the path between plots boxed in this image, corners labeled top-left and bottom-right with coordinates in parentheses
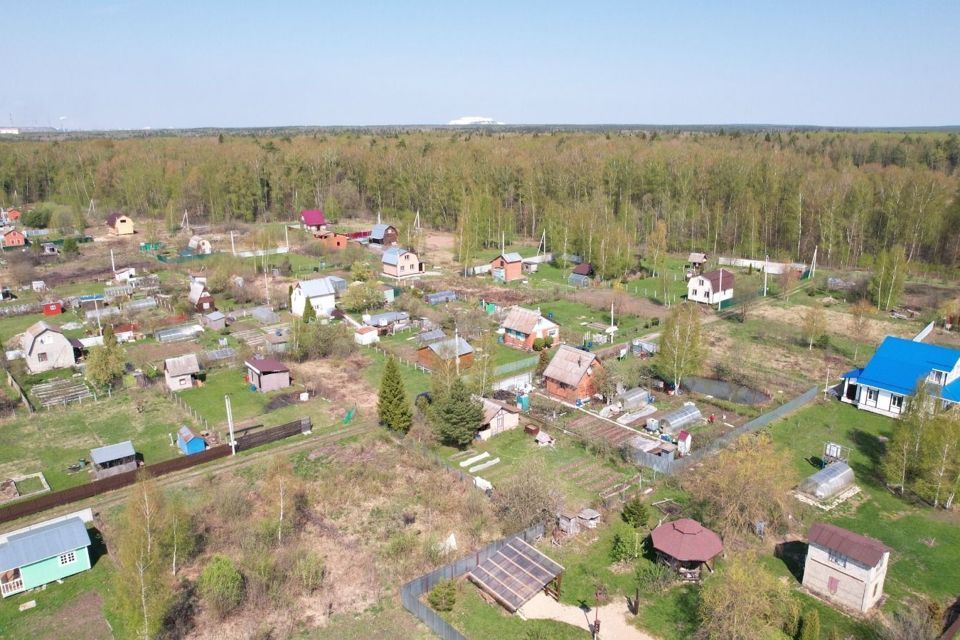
top-left (519, 592), bottom-right (658, 640)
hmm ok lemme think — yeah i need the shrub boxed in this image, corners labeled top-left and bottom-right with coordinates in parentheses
top-left (292, 550), bottom-right (326, 593)
top-left (532, 337), bottom-right (545, 351)
top-left (634, 559), bottom-right (672, 595)
top-left (621, 497), bottom-right (650, 529)
top-left (800, 609), bottom-right (821, 640)
top-left (609, 533), bottom-right (631, 563)
top-left (543, 335), bottom-right (554, 348)
top-left (427, 579), bottom-right (457, 612)
top-left (198, 555), bottom-right (244, 618)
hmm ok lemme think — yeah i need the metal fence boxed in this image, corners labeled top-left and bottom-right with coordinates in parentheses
top-left (400, 523), bottom-right (546, 640)
top-left (628, 386), bottom-right (820, 475)
top-left (492, 356), bottom-right (539, 379)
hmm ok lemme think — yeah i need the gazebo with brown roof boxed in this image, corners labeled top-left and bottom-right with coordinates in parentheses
top-left (651, 518), bottom-right (723, 581)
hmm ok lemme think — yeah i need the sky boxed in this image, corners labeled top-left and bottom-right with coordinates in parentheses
top-left (3, 0), bottom-right (958, 129)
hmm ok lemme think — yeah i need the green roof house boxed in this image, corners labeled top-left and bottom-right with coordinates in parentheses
top-left (0, 516), bottom-right (92, 597)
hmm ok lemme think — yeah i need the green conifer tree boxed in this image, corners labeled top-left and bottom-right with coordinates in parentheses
top-left (378, 357), bottom-right (412, 433)
top-left (433, 378), bottom-right (482, 448)
top-left (302, 298), bottom-right (317, 324)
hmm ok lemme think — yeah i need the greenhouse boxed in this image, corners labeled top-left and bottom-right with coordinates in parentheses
top-left (799, 462), bottom-right (855, 500)
top-left (647, 402), bottom-right (703, 435)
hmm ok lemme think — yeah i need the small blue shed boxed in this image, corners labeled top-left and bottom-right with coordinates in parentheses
top-left (177, 426), bottom-right (207, 455)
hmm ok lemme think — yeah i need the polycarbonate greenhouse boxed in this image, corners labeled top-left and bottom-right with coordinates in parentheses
top-left (658, 403), bottom-right (703, 434)
top-left (799, 462), bottom-right (855, 500)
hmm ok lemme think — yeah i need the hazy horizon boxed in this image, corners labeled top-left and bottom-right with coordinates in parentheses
top-left (4, 1), bottom-right (958, 130)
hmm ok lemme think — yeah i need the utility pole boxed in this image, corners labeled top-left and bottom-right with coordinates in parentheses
top-left (225, 395), bottom-right (236, 455)
top-left (230, 231), bottom-right (236, 256)
top-left (763, 254), bottom-right (769, 297)
top-left (110, 249), bottom-right (116, 273)
top-left (284, 224), bottom-right (289, 249)
top-left (811, 245), bottom-right (818, 278)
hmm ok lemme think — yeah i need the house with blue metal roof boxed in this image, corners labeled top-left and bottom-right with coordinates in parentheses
top-left (840, 336), bottom-right (960, 417)
top-left (291, 277), bottom-right (337, 318)
top-left (369, 223), bottom-right (398, 246)
top-left (0, 516), bottom-right (92, 597)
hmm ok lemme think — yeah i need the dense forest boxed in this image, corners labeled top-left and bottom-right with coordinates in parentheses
top-left (1, 129), bottom-right (959, 275)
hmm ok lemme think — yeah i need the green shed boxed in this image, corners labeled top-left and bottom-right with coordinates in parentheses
top-left (0, 516), bottom-right (92, 597)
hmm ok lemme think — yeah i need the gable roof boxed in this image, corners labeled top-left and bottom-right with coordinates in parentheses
top-left (382, 247), bottom-right (411, 266)
top-left (188, 281), bottom-right (210, 304)
top-left (495, 252), bottom-right (523, 264)
top-left (426, 336), bottom-right (473, 359)
top-left (856, 336), bottom-right (960, 396)
top-left (164, 353), bottom-right (200, 376)
top-left (480, 397), bottom-right (519, 424)
top-left (105, 212), bottom-right (129, 228)
top-left (246, 357), bottom-right (290, 374)
top-left (572, 262), bottom-right (593, 276)
top-left (205, 310), bottom-right (225, 321)
top-left (90, 440), bottom-right (136, 465)
top-left (366, 311), bottom-right (409, 326)
top-left (688, 252), bottom-right (707, 263)
top-left (543, 344), bottom-right (598, 387)
top-left (416, 328), bottom-right (446, 346)
top-left (178, 425), bottom-right (201, 443)
top-left (370, 223), bottom-right (395, 240)
top-left (501, 306), bottom-right (557, 335)
top-left (0, 517), bottom-right (91, 572)
top-left (21, 321), bottom-right (64, 354)
top-left (808, 522), bottom-right (889, 568)
top-left (300, 209), bottom-right (326, 226)
top-left (296, 277), bottom-right (336, 299)
top-left (700, 269), bottom-right (735, 291)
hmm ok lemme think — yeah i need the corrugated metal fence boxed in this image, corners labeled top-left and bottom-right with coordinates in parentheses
top-left (629, 386), bottom-right (820, 475)
top-left (400, 523), bottom-right (546, 640)
top-left (0, 418), bottom-right (312, 525)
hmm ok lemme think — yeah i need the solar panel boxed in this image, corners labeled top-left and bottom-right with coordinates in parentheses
top-left (467, 538), bottom-right (563, 612)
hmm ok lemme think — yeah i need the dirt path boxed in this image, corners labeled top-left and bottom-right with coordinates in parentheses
top-left (520, 592), bottom-right (659, 640)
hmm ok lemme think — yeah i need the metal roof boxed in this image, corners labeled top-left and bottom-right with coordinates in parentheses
top-left (366, 311), bottom-right (409, 327)
top-left (246, 357), bottom-right (290, 374)
top-left (205, 311), bottom-right (225, 321)
top-left (300, 209), bottom-right (326, 226)
top-left (0, 517), bottom-right (91, 572)
top-left (370, 223), bottom-right (394, 240)
top-left (501, 306), bottom-right (556, 335)
top-left (499, 252), bottom-right (523, 263)
top-left (188, 281), bottom-right (210, 305)
top-left (467, 538), bottom-right (563, 612)
top-left (416, 328), bottom-right (446, 346)
top-left (427, 336), bottom-right (474, 358)
top-left (90, 440), bottom-right (136, 465)
top-left (382, 247), bottom-right (412, 266)
top-left (855, 336), bottom-right (960, 397)
top-left (808, 522), bottom-right (889, 568)
top-left (297, 277), bottom-right (336, 298)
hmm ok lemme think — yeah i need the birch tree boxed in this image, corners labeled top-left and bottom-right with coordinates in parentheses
top-left (115, 474), bottom-right (172, 640)
top-left (655, 303), bottom-right (703, 391)
top-left (801, 305), bottom-right (827, 350)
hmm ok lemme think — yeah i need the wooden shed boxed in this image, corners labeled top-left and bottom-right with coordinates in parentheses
top-left (245, 358), bottom-right (291, 392)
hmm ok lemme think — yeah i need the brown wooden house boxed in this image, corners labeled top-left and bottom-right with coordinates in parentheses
top-left (543, 344), bottom-right (602, 404)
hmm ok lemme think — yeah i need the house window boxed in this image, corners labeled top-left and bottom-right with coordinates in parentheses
top-left (59, 551), bottom-right (76, 565)
top-left (873, 583), bottom-right (879, 597)
top-left (38, 353), bottom-right (48, 362)
top-left (180, 378), bottom-right (187, 386)
top-left (828, 550), bottom-right (847, 567)
top-left (691, 289), bottom-right (698, 297)
top-left (828, 576), bottom-right (839, 595)
top-left (891, 395), bottom-right (904, 411)
top-left (866, 388), bottom-right (879, 405)
top-left (931, 370), bottom-right (945, 385)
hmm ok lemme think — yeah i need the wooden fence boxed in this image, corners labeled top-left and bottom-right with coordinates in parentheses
top-left (4, 369), bottom-right (34, 414)
top-left (0, 417), bottom-right (313, 525)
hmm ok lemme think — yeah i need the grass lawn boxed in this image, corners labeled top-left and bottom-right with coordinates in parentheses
top-left (0, 389), bottom-right (189, 491)
top-left (492, 343), bottom-right (538, 367)
top-left (440, 428), bottom-right (636, 506)
top-left (769, 399), bottom-right (960, 610)
top-left (442, 582), bottom-right (589, 639)
top-left (0, 313), bottom-right (52, 345)
top-left (13, 475), bottom-right (45, 495)
top-left (537, 299), bottom-right (642, 340)
top-left (633, 583), bottom-right (700, 640)
top-left (361, 347), bottom-right (432, 397)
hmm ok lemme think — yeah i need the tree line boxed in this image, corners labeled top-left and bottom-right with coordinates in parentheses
top-left (1, 130), bottom-right (958, 277)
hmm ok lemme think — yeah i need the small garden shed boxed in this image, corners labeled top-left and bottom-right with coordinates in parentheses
top-left (245, 358), bottom-right (291, 392)
top-left (90, 441), bottom-right (138, 480)
top-left (0, 516), bottom-right (92, 598)
top-left (177, 426), bottom-right (207, 455)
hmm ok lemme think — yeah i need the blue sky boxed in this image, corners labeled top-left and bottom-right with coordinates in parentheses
top-left (3, 1), bottom-right (958, 129)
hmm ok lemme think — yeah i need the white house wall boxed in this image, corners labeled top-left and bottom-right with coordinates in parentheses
top-left (802, 544), bottom-right (887, 612)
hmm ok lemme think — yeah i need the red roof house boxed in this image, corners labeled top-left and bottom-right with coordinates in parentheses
top-left (5, 209), bottom-right (21, 222)
top-left (300, 209), bottom-right (327, 231)
top-left (2, 229), bottom-right (26, 247)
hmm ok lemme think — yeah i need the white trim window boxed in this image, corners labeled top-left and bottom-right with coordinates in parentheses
top-left (58, 551), bottom-right (76, 565)
top-left (866, 388), bottom-right (879, 406)
top-left (891, 395), bottom-right (904, 411)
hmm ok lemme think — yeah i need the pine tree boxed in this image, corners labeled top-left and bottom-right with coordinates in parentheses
top-left (433, 378), bottom-right (482, 447)
top-left (378, 357), bottom-right (412, 433)
top-left (302, 298), bottom-right (317, 324)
